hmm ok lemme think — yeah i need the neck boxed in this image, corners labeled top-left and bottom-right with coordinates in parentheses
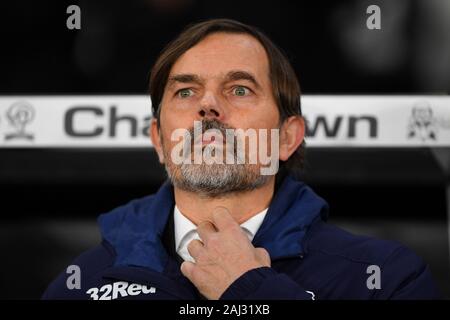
top-left (174, 177), bottom-right (275, 226)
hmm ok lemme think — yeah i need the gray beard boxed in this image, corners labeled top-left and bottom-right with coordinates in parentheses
top-left (164, 161), bottom-right (270, 198)
top-left (161, 119), bottom-right (271, 197)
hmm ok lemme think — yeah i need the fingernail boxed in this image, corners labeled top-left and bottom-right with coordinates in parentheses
top-left (212, 206), bottom-right (230, 216)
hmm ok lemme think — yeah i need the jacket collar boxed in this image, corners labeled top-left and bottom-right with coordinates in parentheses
top-left (98, 175), bottom-right (328, 273)
top-left (252, 175), bottom-right (329, 259)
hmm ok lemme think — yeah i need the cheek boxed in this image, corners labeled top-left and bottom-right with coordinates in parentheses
top-left (161, 101), bottom-right (198, 128)
top-left (231, 100), bottom-right (279, 128)
top-left (245, 112), bottom-right (280, 130)
top-left (159, 120), bottom-right (192, 156)
top-left (255, 99), bottom-right (280, 127)
top-left (160, 126), bottom-right (178, 151)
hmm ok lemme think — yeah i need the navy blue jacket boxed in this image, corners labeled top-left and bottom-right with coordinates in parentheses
top-left (42, 175), bottom-right (441, 300)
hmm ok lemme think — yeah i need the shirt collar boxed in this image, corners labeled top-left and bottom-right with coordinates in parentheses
top-left (174, 205), bottom-right (268, 252)
top-left (174, 205), bottom-right (197, 252)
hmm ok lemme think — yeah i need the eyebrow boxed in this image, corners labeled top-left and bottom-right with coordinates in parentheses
top-left (224, 70), bottom-right (261, 90)
top-left (167, 74), bottom-right (204, 89)
top-left (167, 70), bottom-right (262, 90)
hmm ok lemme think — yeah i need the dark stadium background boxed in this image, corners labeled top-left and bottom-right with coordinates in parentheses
top-left (1, 0), bottom-right (449, 299)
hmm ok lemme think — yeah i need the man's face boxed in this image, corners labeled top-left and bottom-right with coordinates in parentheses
top-left (153, 32), bottom-right (282, 196)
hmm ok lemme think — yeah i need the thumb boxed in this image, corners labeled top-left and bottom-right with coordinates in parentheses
top-left (180, 261), bottom-right (195, 279)
top-left (255, 247), bottom-right (271, 267)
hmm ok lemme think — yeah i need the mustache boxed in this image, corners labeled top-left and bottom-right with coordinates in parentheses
top-left (186, 119), bottom-right (240, 156)
top-left (187, 119), bottom-right (234, 138)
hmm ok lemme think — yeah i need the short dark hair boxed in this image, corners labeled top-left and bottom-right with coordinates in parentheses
top-left (149, 18), bottom-right (305, 171)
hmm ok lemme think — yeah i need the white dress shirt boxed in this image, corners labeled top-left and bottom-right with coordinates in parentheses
top-left (174, 205), bottom-right (268, 262)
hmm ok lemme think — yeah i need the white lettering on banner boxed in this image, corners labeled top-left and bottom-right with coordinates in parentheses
top-left (0, 96), bottom-right (449, 147)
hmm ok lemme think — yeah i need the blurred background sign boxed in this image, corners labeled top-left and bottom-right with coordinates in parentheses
top-left (1, 95), bottom-right (450, 147)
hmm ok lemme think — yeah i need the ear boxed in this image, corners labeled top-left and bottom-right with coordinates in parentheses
top-left (150, 118), bottom-right (165, 163)
top-left (279, 116), bottom-right (305, 161)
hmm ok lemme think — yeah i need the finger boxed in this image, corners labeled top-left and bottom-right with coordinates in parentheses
top-left (212, 206), bottom-right (237, 231)
top-left (197, 221), bottom-right (216, 243)
top-left (187, 239), bottom-right (205, 259)
top-left (180, 261), bottom-right (195, 279)
top-left (255, 247), bottom-right (271, 266)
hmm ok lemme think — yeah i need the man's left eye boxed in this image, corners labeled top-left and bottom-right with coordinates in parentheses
top-left (232, 86), bottom-right (249, 96)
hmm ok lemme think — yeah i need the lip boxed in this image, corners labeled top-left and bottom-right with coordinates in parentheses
top-left (194, 135), bottom-right (220, 146)
top-left (202, 137), bottom-right (216, 145)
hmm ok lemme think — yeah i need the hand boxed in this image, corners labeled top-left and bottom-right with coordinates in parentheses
top-left (180, 207), bottom-right (271, 300)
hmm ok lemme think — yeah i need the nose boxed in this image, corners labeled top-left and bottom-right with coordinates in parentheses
top-left (198, 91), bottom-right (225, 122)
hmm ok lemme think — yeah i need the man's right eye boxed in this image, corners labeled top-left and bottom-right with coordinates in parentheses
top-left (176, 88), bottom-right (194, 98)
